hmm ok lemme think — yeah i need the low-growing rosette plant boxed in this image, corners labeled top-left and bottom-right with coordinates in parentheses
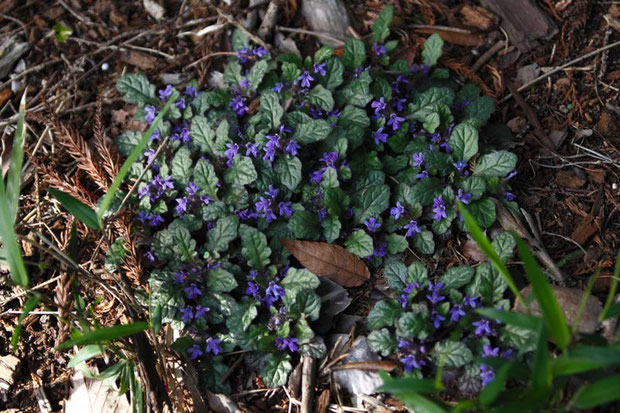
top-left (366, 231), bottom-right (534, 396)
top-left (110, 5), bottom-right (519, 393)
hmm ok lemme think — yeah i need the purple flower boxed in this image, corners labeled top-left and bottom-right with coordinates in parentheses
top-left (457, 189), bottom-right (471, 205)
top-left (390, 202), bottom-right (405, 220)
top-left (256, 196), bottom-right (277, 222)
top-left (310, 170), bottom-right (324, 184)
top-left (176, 197), bottom-right (189, 217)
top-left (371, 97), bottom-right (386, 115)
top-left (184, 283), bottom-right (202, 299)
top-left (246, 282), bottom-right (260, 298)
top-left (450, 305), bottom-right (466, 322)
top-left (505, 192), bottom-right (516, 202)
top-left (320, 152), bottom-right (338, 167)
top-left (201, 195), bottom-right (212, 205)
top-left (275, 336), bottom-right (299, 352)
top-left (401, 355), bottom-right (424, 372)
top-left (398, 282), bottom-right (419, 308)
top-left (431, 311), bottom-right (445, 328)
top-left (265, 134), bottom-right (281, 149)
top-left (313, 62), bottom-right (327, 76)
top-left (186, 182), bottom-right (199, 196)
top-left (187, 344), bottom-right (203, 359)
top-left (206, 337), bottom-right (223, 355)
top-left (263, 146), bottom-right (277, 162)
top-left (453, 161), bottom-right (468, 174)
top-left (463, 295), bottom-right (479, 308)
top-left (404, 220), bottom-right (421, 237)
top-left (158, 85), bottom-right (173, 101)
top-left (387, 113), bottom-right (405, 131)
top-left (278, 201), bottom-right (294, 217)
top-left (310, 107), bottom-right (323, 119)
top-left (432, 196), bottom-right (448, 221)
top-left (265, 281), bottom-right (285, 304)
top-left (372, 127), bottom-right (388, 145)
top-left (150, 129), bottom-right (161, 142)
top-left (505, 170), bottom-right (518, 180)
top-left (239, 77), bottom-right (250, 90)
top-left (144, 105), bottom-right (157, 124)
top-left (298, 71), bottom-right (314, 88)
top-left (175, 98), bottom-right (187, 110)
top-left (272, 82), bottom-right (284, 92)
top-left (392, 98), bottom-right (407, 112)
top-left (480, 364), bottom-right (495, 386)
top-left (180, 306), bottom-right (193, 323)
top-left (411, 152), bottom-right (424, 167)
top-left (194, 305), bottom-right (210, 319)
top-left (373, 242), bottom-right (388, 258)
top-left (483, 345), bottom-right (500, 358)
top-left (230, 95), bottom-right (248, 116)
top-left (426, 289), bottom-right (446, 306)
top-left (225, 143), bottom-right (239, 167)
top-left (136, 210), bottom-right (150, 224)
top-left (373, 43), bottom-right (386, 57)
top-left (473, 319), bottom-right (493, 336)
top-left (416, 170), bottom-right (429, 179)
top-left (185, 86), bottom-right (198, 98)
top-left (266, 185), bottom-right (279, 198)
top-left (364, 217), bottom-right (381, 232)
top-left (501, 349), bottom-right (514, 359)
top-left (284, 140), bottom-right (300, 156)
top-left (245, 142), bottom-right (259, 157)
top-left (149, 214), bottom-right (164, 226)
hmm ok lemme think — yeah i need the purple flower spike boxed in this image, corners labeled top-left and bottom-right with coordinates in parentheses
top-left (404, 220), bottom-right (421, 237)
top-left (364, 217), bottom-right (381, 232)
top-left (206, 337), bottom-right (223, 355)
top-left (391, 202), bottom-right (405, 220)
top-left (187, 344), bottom-right (203, 360)
top-left (275, 336), bottom-right (299, 352)
top-left (411, 152), bottom-right (424, 167)
top-left (432, 196), bottom-right (448, 221)
top-left (372, 127), bottom-right (388, 145)
top-left (158, 85), bottom-right (173, 101)
top-left (298, 71), bottom-right (314, 88)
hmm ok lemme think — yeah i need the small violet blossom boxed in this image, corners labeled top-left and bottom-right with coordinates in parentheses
top-left (158, 85), bottom-right (173, 101)
top-left (473, 319), bottom-right (493, 336)
top-left (390, 202), bottom-right (405, 220)
top-left (313, 62), bottom-right (327, 76)
top-left (372, 127), bottom-right (388, 145)
top-left (432, 196), bottom-right (448, 221)
top-left (373, 43), bottom-right (386, 56)
top-left (298, 70), bottom-right (314, 88)
top-left (275, 336), bottom-right (299, 352)
top-left (364, 217), bottom-right (381, 232)
top-left (187, 345), bottom-right (203, 359)
top-left (457, 189), bottom-right (472, 205)
top-left (411, 152), bottom-right (424, 167)
top-left (404, 220), bottom-right (421, 237)
top-left (450, 305), bottom-right (466, 322)
top-left (205, 337), bottom-right (223, 355)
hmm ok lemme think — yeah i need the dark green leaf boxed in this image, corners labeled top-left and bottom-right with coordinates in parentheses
top-left (434, 340), bottom-right (473, 368)
top-left (473, 151), bottom-right (517, 177)
top-left (572, 373), bottom-right (620, 409)
top-left (262, 353), bottom-right (293, 387)
top-left (439, 266), bottom-right (474, 289)
top-left (421, 34), bottom-right (443, 67)
top-left (342, 39), bottom-right (366, 68)
top-left (117, 73), bottom-right (155, 104)
top-left (367, 299), bottom-right (403, 329)
top-left (449, 123), bottom-right (478, 162)
top-left (239, 224), bottom-right (271, 270)
top-left (48, 188), bottom-right (100, 230)
top-left (367, 328), bottom-right (397, 357)
top-left (307, 85), bottom-right (334, 111)
top-left (56, 322), bottom-right (149, 350)
top-left (68, 345), bottom-right (103, 368)
top-left (372, 5), bottom-right (393, 43)
top-left (345, 230), bottom-right (373, 257)
top-left (275, 155), bottom-right (302, 191)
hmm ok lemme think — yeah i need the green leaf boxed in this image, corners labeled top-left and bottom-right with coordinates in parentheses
top-left (339, 105), bottom-right (370, 128)
top-left (206, 215), bottom-right (239, 252)
top-left (207, 268), bottom-right (237, 293)
top-left (53, 22), bottom-right (72, 43)
top-left (275, 155), bottom-right (302, 191)
top-left (340, 78), bottom-right (373, 107)
top-left (281, 268), bottom-right (320, 295)
top-left (397, 312), bottom-right (428, 339)
top-left (307, 85), bottom-right (334, 111)
top-left (474, 151), bottom-right (517, 177)
top-left (321, 215), bottom-right (341, 243)
top-left (282, 61), bottom-right (301, 83)
top-left (293, 119), bottom-right (332, 144)
top-left (386, 233), bottom-right (408, 254)
top-left (572, 373), bottom-right (620, 409)
top-left (408, 87), bottom-right (455, 121)
top-left (56, 322), bottom-right (149, 350)
top-left (314, 46), bottom-right (334, 63)
top-left (100, 95), bottom-right (175, 220)
top-left (514, 234), bottom-right (570, 351)
top-left (6, 90), bottom-right (26, 222)
top-left (262, 353), bottom-right (293, 387)
top-left (171, 146), bottom-right (193, 185)
top-left (345, 230), bottom-right (373, 257)
top-left (342, 39), bottom-right (366, 68)
top-left (439, 266), bottom-right (474, 289)
top-left (529, 322), bottom-right (551, 399)
top-left (413, 230), bottom-right (435, 255)
top-left (288, 210), bottom-right (320, 240)
top-left (322, 56), bottom-right (344, 90)
top-left (259, 91), bottom-right (283, 130)
top-left (458, 203), bottom-right (524, 307)
top-left (248, 60), bottom-right (268, 91)
top-left (68, 345), bottom-right (103, 368)
top-left (372, 4), bottom-right (394, 43)
top-left (117, 73), bottom-right (155, 104)
top-left (449, 123), bottom-right (479, 162)
top-left (367, 328), bottom-right (397, 357)
top-left (324, 187), bottom-right (349, 217)
top-left (300, 337), bottom-right (327, 358)
top-left (115, 131), bottom-right (142, 157)
top-left (464, 96), bottom-right (495, 126)
top-left (48, 188), bottom-right (100, 230)
top-left (408, 262), bottom-right (428, 285)
top-left (224, 156), bottom-right (257, 186)
top-left (383, 258), bottom-right (408, 291)
top-left (379, 377), bottom-right (440, 395)
top-left (433, 340), bottom-right (473, 367)
top-left (239, 225), bottom-right (271, 270)
top-left (194, 158), bottom-right (219, 199)
top-left (353, 184), bottom-right (390, 223)
top-left (492, 231), bottom-right (516, 261)
top-left (288, 290), bottom-right (321, 321)
top-left (476, 308), bottom-right (542, 331)
top-left (191, 116), bottom-right (217, 155)
top-left (423, 112), bottom-right (440, 133)
top-left (421, 34), bottom-right (444, 67)
top-left (467, 198), bottom-right (496, 228)
top-left (367, 299), bottom-right (403, 329)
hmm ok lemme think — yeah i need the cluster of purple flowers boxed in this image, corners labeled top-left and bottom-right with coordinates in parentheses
top-left (187, 336), bottom-right (223, 360)
top-left (237, 45), bottom-right (269, 65)
top-left (175, 181), bottom-right (212, 218)
top-left (255, 185), bottom-right (294, 223)
top-left (246, 280), bottom-right (286, 307)
top-left (136, 210), bottom-right (165, 227)
top-left (480, 345), bottom-right (514, 386)
top-left (309, 152), bottom-right (348, 185)
top-left (398, 339), bottom-right (430, 372)
top-left (138, 175), bottom-right (174, 203)
top-left (275, 336), bottom-right (299, 352)
top-left (171, 121), bottom-right (191, 145)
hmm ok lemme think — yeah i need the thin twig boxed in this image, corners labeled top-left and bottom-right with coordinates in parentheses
top-left (472, 40), bottom-right (506, 73)
top-left (301, 356), bottom-right (315, 413)
top-left (501, 39), bottom-right (620, 102)
top-left (215, 8), bottom-right (270, 50)
top-left (407, 24), bottom-right (472, 34)
top-left (187, 51), bottom-right (240, 69)
top-left (276, 26), bottom-right (345, 47)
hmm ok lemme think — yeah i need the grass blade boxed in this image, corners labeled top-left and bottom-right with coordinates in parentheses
top-left (48, 188), bottom-right (101, 229)
top-left (378, 376), bottom-right (439, 394)
top-left (6, 89), bottom-right (27, 222)
top-left (513, 233), bottom-right (570, 351)
top-left (528, 322), bottom-right (551, 399)
top-left (0, 188), bottom-right (28, 286)
top-left (68, 344), bottom-right (103, 368)
top-left (476, 308), bottom-right (542, 331)
top-left (571, 373), bottom-right (620, 409)
top-left (10, 294), bottom-right (40, 350)
top-left (457, 202), bottom-right (524, 306)
top-left (97, 95), bottom-right (175, 222)
top-left (56, 321), bottom-right (149, 350)
top-left (600, 250), bottom-right (620, 321)
top-left (479, 361), bottom-right (514, 407)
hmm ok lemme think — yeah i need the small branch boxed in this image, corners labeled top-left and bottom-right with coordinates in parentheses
top-left (215, 8), bottom-right (270, 50)
top-left (276, 26), bottom-right (345, 47)
top-left (472, 40), bottom-right (506, 73)
top-left (407, 24), bottom-right (473, 34)
top-left (301, 356), bottom-right (316, 413)
top-left (187, 51), bottom-right (240, 69)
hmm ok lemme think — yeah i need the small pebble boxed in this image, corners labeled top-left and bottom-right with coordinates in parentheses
top-left (101, 63), bottom-right (109, 71)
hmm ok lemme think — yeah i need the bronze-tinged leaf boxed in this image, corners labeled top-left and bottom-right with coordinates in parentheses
top-left (281, 239), bottom-right (370, 287)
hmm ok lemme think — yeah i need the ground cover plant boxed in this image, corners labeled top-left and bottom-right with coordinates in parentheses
top-left (107, 5), bottom-right (519, 392)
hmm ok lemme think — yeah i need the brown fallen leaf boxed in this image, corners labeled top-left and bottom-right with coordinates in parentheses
top-left (282, 239), bottom-right (371, 287)
top-left (571, 213), bottom-right (602, 245)
top-left (119, 50), bottom-right (159, 70)
top-left (585, 168), bottom-right (606, 184)
top-left (463, 238), bottom-right (487, 263)
top-left (330, 360), bottom-right (399, 372)
top-left (414, 28), bottom-right (484, 47)
top-left (514, 285), bottom-right (602, 334)
top-left (555, 170), bottom-right (586, 189)
top-left (0, 89), bottom-right (11, 106)
top-left (459, 4), bottom-right (497, 30)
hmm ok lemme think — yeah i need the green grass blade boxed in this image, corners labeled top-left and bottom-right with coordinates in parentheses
top-left (476, 308), bottom-right (542, 331)
top-left (48, 188), bottom-right (101, 229)
top-left (513, 233), bottom-right (571, 351)
top-left (572, 269), bottom-right (600, 335)
top-left (571, 373), bottom-right (620, 409)
top-left (10, 294), bottom-right (40, 350)
top-left (553, 344), bottom-right (620, 376)
top-left (97, 95), bottom-right (175, 222)
top-left (68, 344), bottom-right (104, 368)
top-left (56, 321), bottom-right (149, 350)
top-left (378, 376), bottom-right (440, 394)
top-left (0, 188), bottom-right (28, 286)
top-left (457, 203), bottom-right (524, 306)
top-left (529, 322), bottom-right (551, 398)
top-left (6, 89), bottom-right (27, 222)
top-left (479, 361), bottom-right (514, 407)
top-left (600, 250), bottom-right (620, 321)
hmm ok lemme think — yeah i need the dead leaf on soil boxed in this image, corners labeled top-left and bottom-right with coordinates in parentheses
top-left (459, 4), bottom-right (497, 30)
top-left (282, 239), bottom-right (371, 287)
top-left (65, 369), bottom-right (130, 413)
top-left (514, 285), bottom-right (602, 334)
top-left (463, 238), bottom-right (487, 263)
top-left (413, 28), bottom-right (484, 47)
top-left (571, 213), bottom-right (602, 245)
top-left (555, 170), bottom-right (586, 189)
top-left (119, 50), bottom-right (159, 70)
